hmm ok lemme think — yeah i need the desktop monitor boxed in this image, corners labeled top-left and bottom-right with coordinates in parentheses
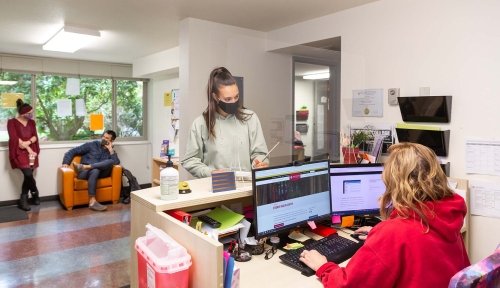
top-left (252, 160), bottom-right (331, 239)
top-left (330, 163), bottom-right (386, 216)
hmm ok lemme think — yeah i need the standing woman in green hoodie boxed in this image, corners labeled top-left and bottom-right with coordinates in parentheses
top-left (181, 67), bottom-right (269, 178)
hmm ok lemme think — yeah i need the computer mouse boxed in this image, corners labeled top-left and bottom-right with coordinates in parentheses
top-left (350, 233), bottom-right (367, 241)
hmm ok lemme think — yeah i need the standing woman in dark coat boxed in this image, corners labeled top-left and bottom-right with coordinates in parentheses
top-left (7, 99), bottom-right (41, 211)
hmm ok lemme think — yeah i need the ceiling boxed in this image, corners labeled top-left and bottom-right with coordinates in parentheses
top-left (0, 0), bottom-right (377, 64)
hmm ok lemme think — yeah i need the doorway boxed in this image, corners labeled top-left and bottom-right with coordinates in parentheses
top-left (293, 59), bottom-right (340, 162)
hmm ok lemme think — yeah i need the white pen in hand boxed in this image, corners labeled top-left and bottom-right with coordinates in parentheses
top-left (253, 141), bottom-right (280, 168)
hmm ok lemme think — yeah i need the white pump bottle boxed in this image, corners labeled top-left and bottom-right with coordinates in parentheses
top-left (160, 155), bottom-right (179, 200)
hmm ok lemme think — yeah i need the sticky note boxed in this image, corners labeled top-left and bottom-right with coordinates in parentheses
top-left (331, 215), bottom-right (341, 224)
top-left (89, 114), bottom-right (104, 131)
top-left (284, 243), bottom-right (304, 250)
top-left (66, 78), bottom-right (80, 96)
top-left (341, 215), bottom-right (355, 227)
top-left (1, 93), bottom-right (23, 108)
top-left (56, 99), bottom-right (72, 117)
top-left (307, 220), bottom-right (317, 230)
top-left (164, 92), bottom-right (172, 106)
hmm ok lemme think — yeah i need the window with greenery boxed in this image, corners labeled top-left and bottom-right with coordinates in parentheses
top-left (1, 71), bottom-right (146, 143)
top-left (0, 72), bottom-right (33, 142)
top-left (116, 80), bottom-right (143, 137)
top-left (36, 75), bottom-right (113, 141)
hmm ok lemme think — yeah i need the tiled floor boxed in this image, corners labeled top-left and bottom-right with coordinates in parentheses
top-left (0, 200), bottom-right (130, 288)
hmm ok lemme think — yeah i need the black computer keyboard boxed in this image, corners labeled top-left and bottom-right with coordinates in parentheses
top-left (279, 233), bottom-right (363, 277)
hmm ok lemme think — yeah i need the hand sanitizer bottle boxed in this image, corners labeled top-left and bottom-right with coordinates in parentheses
top-left (160, 155), bottom-right (179, 200)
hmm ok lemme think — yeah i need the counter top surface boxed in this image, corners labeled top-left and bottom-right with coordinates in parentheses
top-left (131, 177), bottom-right (253, 212)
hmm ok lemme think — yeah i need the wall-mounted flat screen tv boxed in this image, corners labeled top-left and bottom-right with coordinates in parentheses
top-left (397, 96), bottom-right (452, 123)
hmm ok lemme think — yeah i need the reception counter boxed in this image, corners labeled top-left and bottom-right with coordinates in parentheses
top-left (129, 177), bottom-right (330, 287)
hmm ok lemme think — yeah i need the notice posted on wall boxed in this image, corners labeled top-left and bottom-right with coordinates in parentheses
top-left (465, 140), bottom-right (500, 176)
top-left (469, 180), bottom-right (500, 218)
top-left (352, 89), bottom-right (383, 117)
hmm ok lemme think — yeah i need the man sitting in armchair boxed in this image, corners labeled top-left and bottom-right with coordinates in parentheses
top-left (62, 130), bottom-right (120, 211)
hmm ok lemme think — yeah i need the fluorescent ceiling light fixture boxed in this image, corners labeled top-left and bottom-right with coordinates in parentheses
top-left (303, 72), bottom-right (330, 80)
top-left (0, 80), bottom-right (18, 85)
top-left (43, 26), bottom-right (101, 53)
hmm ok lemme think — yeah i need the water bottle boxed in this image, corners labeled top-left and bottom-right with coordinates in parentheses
top-left (160, 155), bottom-right (179, 200)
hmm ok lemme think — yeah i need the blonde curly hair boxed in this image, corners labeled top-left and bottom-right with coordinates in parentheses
top-left (380, 142), bottom-right (454, 231)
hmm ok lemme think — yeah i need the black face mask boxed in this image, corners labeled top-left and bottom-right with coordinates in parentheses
top-left (218, 99), bottom-right (240, 115)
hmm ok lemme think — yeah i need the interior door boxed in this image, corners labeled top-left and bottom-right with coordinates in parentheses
top-left (293, 60), bottom-right (340, 162)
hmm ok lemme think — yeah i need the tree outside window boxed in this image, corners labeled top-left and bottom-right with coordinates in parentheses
top-left (0, 71), bottom-right (145, 143)
top-left (116, 80), bottom-right (143, 137)
top-left (0, 72), bottom-right (32, 141)
top-left (36, 75), bottom-right (113, 141)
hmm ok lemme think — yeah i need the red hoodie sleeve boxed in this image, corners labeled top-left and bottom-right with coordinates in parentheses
top-left (315, 240), bottom-right (399, 288)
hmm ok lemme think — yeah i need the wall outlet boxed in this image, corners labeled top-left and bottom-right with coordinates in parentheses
top-left (388, 88), bottom-right (399, 105)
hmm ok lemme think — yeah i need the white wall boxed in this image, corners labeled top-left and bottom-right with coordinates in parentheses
top-left (294, 79), bottom-right (314, 156)
top-left (134, 46), bottom-right (181, 169)
top-left (178, 18), bottom-right (293, 179)
top-left (148, 77), bottom-right (180, 160)
top-left (268, 0), bottom-right (500, 262)
top-left (132, 47), bottom-right (179, 78)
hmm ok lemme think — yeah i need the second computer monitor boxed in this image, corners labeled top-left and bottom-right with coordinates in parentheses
top-left (330, 163), bottom-right (385, 216)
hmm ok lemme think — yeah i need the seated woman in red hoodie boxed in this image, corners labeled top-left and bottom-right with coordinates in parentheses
top-left (300, 142), bottom-right (470, 288)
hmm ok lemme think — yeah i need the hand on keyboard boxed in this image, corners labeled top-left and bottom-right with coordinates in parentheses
top-left (299, 249), bottom-right (328, 272)
top-left (279, 234), bottom-right (362, 277)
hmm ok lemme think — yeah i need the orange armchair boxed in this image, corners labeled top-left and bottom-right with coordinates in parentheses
top-left (59, 155), bottom-right (122, 210)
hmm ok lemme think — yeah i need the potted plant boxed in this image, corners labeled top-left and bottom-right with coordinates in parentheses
top-left (296, 105), bottom-right (309, 121)
top-left (350, 130), bottom-right (370, 149)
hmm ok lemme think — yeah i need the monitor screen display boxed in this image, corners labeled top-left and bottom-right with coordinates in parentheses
top-left (253, 160), bottom-right (331, 239)
top-left (330, 164), bottom-right (385, 216)
top-left (397, 96), bottom-right (452, 123)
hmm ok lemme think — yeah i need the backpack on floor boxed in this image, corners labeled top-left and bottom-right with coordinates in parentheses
top-left (121, 168), bottom-right (140, 198)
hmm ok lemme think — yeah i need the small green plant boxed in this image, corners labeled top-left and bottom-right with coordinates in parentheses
top-left (350, 130), bottom-right (370, 148)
